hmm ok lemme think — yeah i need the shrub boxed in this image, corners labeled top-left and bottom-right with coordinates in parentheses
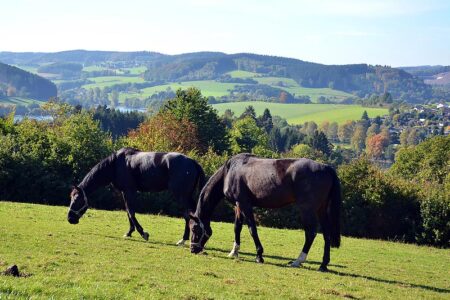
top-left (338, 158), bottom-right (420, 242)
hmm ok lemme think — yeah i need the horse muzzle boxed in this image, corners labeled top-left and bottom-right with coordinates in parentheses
top-left (67, 216), bottom-right (79, 224)
top-left (190, 244), bottom-right (204, 254)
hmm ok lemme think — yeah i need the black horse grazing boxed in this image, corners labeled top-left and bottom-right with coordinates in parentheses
top-left (68, 147), bottom-right (205, 245)
top-left (189, 153), bottom-right (341, 271)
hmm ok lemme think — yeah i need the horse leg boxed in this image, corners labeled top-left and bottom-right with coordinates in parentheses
top-left (318, 212), bottom-right (331, 272)
top-left (241, 204), bottom-right (264, 263)
top-left (176, 209), bottom-right (190, 246)
top-left (123, 190), bottom-right (149, 241)
top-left (290, 210), bottom-right (318, 268)
top-left (228, 207), bottom-right (243, 258)
top-left (123, 214), bottom-right (135, 238)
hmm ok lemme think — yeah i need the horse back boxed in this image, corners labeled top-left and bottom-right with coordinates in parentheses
top-left (114, 149), bottom-right (199, 195)
top-left (225, 157), bottom-right (297, 208)
top-left (225, 156), bottom-right (333, 209)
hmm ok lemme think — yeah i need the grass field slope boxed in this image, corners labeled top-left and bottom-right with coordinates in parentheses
top-left (1, 202), bottom-right (449, 299)
top-left (213, 101), bottom-right (389, 124)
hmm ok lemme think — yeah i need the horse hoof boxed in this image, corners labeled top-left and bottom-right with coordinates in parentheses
top-left (142, 232), bottom-right (149, 241)
top-left (255, 256), bottom-right (264, 264)
top-left (289, 261), bottom-right (301, 268)
top-left (228, 252), bottom-right (238, 258)
top-left (176, 239), bottom-right (186, 246)
top-left (319, 265), bottom-right (328, 272)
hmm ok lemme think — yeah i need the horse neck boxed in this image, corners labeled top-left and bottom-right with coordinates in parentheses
top-left (79, 155), bottom-right (115, 195)
top-left (196, 166), bottom-right (225, 223)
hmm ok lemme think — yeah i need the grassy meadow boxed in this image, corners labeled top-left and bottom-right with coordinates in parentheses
top-left (212, 101), bottom-right (388, 124)
top-left (1, 202), bottom-right (449, 299)
top-left (0, 97), bottom-right (43, 106)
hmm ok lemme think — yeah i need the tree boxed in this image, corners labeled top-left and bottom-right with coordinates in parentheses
top-left (240, 105), bottom-right (256, 120)
top-left (301, 121), bottom-right (318, 136)
top-left (221, 109), bottom-right (235, 129)
top-left (366, 134), bottom-right (388, 159)
top-left (361, 110), bottom-right (369, 121)
top-left (319, 121), bottom-right (330, 135)
top-left (351, 123), bottom-right (367, 154)
top-left (308, 130), bottom-right (332, 157)
top-left (110, 90), bottom-right (119, 108)
top-left (230, 116), bottom-right (269, 154)
top-left (407, 128), bottom-right (420, 146)
top-left (400, 128), bottom-right (410, 146)
top-left (338, 120), bottom-right (354, 143)
top-left (162, 88), bottom-right (229, 153)
top-left (290, 143), bottom-right (315, 159)
top-left (327, 122), bottom-right (339, 142)
top-left (366, 123), bottom-right (380, 139)
top-left (279, 91), bottom-right (288, 103)
top-left (127, 111), bottom-right (199, 153)
top-left (391, 135), bottom-right (450, 184)
top-left (257, 108), bottom-right (273, 133)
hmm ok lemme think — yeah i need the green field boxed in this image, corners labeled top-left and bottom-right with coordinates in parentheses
top-left (1, 202), bottom-right (449, 299)
top-left (213, 102), bottom-right (388, 124)
top-left (75, 67), bottom-right (356, 103)
top-left (82, 76), bottom-right (146, 89)
top-left (0, 97), bottom-right (43, 105)
top-left (141, 80), bottom-right (240, 98)
top-left (227, 70), bottom-right (260, 78)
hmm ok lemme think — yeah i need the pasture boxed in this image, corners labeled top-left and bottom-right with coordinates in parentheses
top-left (212, 101), bottom-right (388, 124)
top-left (1, 202), bottom-right (449, 299)
top-left (0, 97), bottom-right (43, 106)
top-left (82, 76), bottom-right (146, 89)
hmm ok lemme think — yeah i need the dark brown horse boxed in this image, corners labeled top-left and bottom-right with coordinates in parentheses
top-left (68, 147), bottom-right (205, 245)
top-left (189, 153), bottom-right (341, 271)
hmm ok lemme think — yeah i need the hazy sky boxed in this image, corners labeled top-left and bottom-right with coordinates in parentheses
top-left (1, 0), bottom-right (450, 66)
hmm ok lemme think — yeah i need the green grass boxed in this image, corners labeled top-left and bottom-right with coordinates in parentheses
top-left (13, 65), bottom-right (39, 74)
top-left (83, 65), bottom-right (110, 72)
top-left (140, 80), bottom-right (241, 98)
top-left (82, 76), bottom-right (145, 89)
top-left (123, 66), bottom-right (147, 75)
top-left (0, 97), bottom-right (43, 105)
top-left (226, 70), bottom-right (260, 78)
top-left (1, 202), bottom-right (449, 299)
top-left (213, 101), bottom-right (388, 124)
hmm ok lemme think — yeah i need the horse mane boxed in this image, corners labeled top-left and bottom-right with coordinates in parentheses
top-left (79, 151), bottom-right (117, 193)
top-left (196, 164), bottom-right (226, 221)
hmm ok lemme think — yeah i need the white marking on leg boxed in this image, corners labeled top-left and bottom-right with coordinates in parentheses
top-left (290, 252), bottom-right (308, 267)
top-left (176, 239), bottom-right (187, 246)
top-left (228, 242), bottom-right (240, 258)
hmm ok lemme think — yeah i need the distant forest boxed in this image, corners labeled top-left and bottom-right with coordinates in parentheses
top-left (0, 62), bottom-right (57, 100)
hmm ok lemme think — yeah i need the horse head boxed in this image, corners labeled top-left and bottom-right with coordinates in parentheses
top-left (189, 213), bottom-right (212, 254)
top-left (67, 186), bottom-right (88, 224)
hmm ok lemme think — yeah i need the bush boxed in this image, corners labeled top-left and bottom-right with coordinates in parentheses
top-left (338, 158), bottom-right (420, 242)
top-left (417, 181), bottom-right (450, 247)
top-left (0, 109), bottom-right (113, 205)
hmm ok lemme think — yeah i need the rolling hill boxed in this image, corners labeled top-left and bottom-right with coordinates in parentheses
top-left (0, 62), bottom-right (57, 101)
top-left (0, 50), bottom-right (434, 104)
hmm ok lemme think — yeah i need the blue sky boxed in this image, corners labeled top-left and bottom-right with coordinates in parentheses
top-left (1, 0), bottom-right (449, 66)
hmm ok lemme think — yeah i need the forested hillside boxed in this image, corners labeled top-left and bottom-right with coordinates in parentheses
top-left (0, 50), bottom-right (433, 103)
top-left (142, 53), bottom-right (431, 102)
top-left (0, 62), bottom-right (57, 100)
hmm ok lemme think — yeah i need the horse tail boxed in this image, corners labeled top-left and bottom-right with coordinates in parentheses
top-left (328, 167), bottom-right (342, 248)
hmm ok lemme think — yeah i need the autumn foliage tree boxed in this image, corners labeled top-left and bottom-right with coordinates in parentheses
top-left (127, 112), bottom-right (200, 153)
top-left (366, 133), bottom-right (389, 159)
